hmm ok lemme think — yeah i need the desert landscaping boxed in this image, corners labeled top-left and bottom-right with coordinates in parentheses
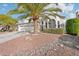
top-left (0, 3), bottom-right (79, 56)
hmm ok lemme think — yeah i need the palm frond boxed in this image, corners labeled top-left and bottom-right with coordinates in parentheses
top-left (51, 13), bottom-right (65, 18)
top-left (0, 14), bottom-right (17, 25)
top-left (40, 14), bottom-right (51, 20)
top-left (7, 9), bottom-right (24, 15)
top-left (43, 8), bottom-right (62, 12)
top-left (42, 12), bottom-right (65, 19)
top-left (18, 14), bottom-right (30, 19)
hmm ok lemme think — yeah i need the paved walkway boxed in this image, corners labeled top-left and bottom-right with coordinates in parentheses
top-left (0, 31), bottom-right (28, 44)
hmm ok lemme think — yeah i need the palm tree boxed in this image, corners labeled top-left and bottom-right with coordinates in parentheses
top-left (8, 3), bottom-right (64, 33)
top-left (0, 14), bottom-right (17, 31)
top-left (0, 14), bottom-right (17, 25)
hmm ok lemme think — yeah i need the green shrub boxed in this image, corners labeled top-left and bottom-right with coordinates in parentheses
top-left (66, 18), bottom-right (79, 36)
top-left (42, 28), bottom-right (64, 34)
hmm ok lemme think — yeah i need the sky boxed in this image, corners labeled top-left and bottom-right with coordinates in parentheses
top-left (0, 3), bottom-right (79, 20)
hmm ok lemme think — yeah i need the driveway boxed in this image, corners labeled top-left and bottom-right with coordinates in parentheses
top-left (0, 31), bottom-right (28, 44)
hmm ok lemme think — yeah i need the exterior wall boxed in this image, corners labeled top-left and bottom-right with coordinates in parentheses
top-left (55, 16), bottom-right (65, 28)
top-left (18, 19), bottom-right (34, 32)
top-left (41, 16), bottom-right (65, 29)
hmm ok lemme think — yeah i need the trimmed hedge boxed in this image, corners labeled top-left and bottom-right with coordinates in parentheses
top-left (42, 28), bottom-right (64, 34)
top-left (66, 18), bottom-right (79, 36)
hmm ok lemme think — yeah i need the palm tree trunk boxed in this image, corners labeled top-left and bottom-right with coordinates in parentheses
top-left (33, 20), bottom-right (40, 33)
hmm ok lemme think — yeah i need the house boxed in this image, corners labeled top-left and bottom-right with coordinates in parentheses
top-left (18, 15), bottom-right (65, 32)
top-left (40, 15), bottom-right (65, 30)
top-left (18, 19), bottom-right (34, 32)
top-left (76, 10), bottom-right (79, 18)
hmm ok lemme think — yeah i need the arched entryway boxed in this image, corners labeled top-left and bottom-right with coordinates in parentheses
top-left (49, 19), bottom-right (56, 28)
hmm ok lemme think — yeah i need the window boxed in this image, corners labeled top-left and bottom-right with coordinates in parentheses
top-left (58, 21), bottom-right (60, 28)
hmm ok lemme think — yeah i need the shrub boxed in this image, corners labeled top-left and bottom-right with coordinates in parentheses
top-left (66, 18), bottom-right (79, 36)
top-left (42, 28), bottom-right (64, 34)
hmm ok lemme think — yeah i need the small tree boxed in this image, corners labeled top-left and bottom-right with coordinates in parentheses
top-left (0, 14), bottom-right (17, 31)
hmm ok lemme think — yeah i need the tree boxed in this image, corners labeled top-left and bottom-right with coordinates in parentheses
top-left (0, 14), bottom-right (17, 25)
top-left (0, 14), bottom-right (17, 31)
top-left (8, 3), bottom-right (64, 33)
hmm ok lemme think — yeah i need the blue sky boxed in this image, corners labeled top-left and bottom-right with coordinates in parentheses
top-left (0, 3), bottom-right (79, 20)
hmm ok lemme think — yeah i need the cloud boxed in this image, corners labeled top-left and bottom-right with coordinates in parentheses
top-left (57, 3), bottom-right (75, 19)
top-left (68, 13), bottom-right (76, 19)
top-left (0, 4), bottom-right (8, 11)
top-left (3, 4), bottom-right (8, 7)
top-left (57, 3), bottom-right (66, 12)
top-left (66, 4), bottom-right (74, 12)
top-left (58, 3), bottom-right (74, 12)
top-left (44, 4), bottom-right (57, 9)
top-left (45, 3), bottom-right (75, 19)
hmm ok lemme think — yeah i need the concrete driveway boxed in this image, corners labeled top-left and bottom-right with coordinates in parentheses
top-left (0, 31), bottom-right (28, 44)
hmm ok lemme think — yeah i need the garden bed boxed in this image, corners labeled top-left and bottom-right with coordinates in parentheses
top-left (42, 28), bottom-right (64, 34)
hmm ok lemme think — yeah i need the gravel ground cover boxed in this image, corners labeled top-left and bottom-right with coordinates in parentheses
top-left (0, 33), bottom-right (79, 56)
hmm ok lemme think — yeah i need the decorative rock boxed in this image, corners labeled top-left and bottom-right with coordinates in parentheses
top-left (75, 45), bottom-right (79, 49)
top-left (60, 44), bottom-right (64, 47)
top-left (54, 48), bottom-right (57, 51)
